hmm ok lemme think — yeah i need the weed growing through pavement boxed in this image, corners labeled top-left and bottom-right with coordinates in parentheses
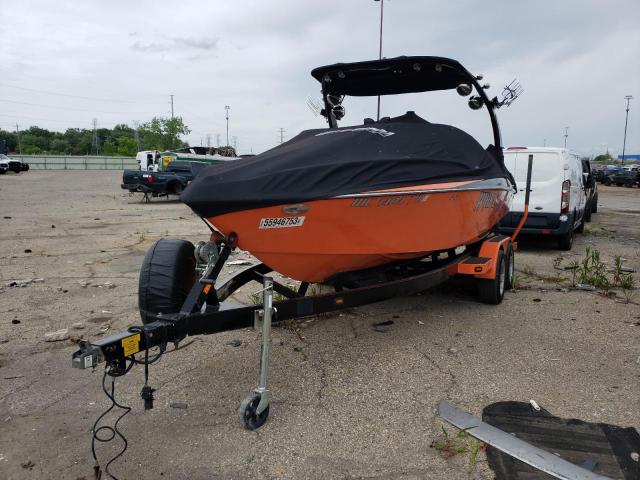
top-left (431, 425), bottom-right (486, 467)
top-left (577, 247), bottom-right (610, 290)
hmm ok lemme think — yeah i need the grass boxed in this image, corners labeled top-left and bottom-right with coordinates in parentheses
top-left (431, 425), bottom-right (486, 467)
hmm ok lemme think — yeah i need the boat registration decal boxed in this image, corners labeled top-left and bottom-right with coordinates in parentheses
top-left (259, 216), bottom-right (306, 229)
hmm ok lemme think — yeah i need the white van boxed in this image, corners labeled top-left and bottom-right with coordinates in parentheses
top-left (497, 147), bottom-right (587, 250)
top-left (136, 151), bottom-right (160, 172)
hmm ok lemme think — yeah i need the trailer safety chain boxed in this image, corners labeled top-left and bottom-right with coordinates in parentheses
top-left (91, 328), bottom-right (166, 479)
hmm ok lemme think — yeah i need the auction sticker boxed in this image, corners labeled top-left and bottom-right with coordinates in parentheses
top-left (259, 216), bottom-right (305, 229)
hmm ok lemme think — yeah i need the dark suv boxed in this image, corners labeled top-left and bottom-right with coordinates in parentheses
top-left (581, 159), bottom-right (598, 221)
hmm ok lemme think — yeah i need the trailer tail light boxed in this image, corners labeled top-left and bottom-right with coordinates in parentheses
top-left (561, 180), bottom-right (570, 213)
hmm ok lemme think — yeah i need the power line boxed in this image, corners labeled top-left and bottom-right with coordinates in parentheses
top-left (0, 98), bottom-right (156, 115)
top-left (0, 81), bottom-right (157, 104)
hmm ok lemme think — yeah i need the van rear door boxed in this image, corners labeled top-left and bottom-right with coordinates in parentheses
top-left (504, 150), bottom-right (564, 228)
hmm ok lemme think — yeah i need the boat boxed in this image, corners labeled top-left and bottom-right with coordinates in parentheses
top-left (181, 56), bottom-right (517, 283)
top-left (159, 146), bottom-right (239, 170)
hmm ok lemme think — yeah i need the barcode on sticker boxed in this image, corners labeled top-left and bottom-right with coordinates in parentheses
top-left (259, 216), bottom-right (305, 229)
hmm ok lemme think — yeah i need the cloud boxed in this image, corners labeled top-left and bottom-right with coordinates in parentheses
top-left (131, 36), bottom-right (219, 53)
top-left (0, 0), bottom-right (637, 155)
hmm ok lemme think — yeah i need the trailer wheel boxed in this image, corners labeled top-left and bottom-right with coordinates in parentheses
top-left (138, 239), bottom-right (196, 324)
top-left (477, 250), bottom-right (505, 305)
top-left (240, 392), bottom-right (270, 430)
top-left (504, 244), bottom-right (515, 290)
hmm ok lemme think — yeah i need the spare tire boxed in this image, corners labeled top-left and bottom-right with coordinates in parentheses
top-left (138, 239), bottom-right (197, 324)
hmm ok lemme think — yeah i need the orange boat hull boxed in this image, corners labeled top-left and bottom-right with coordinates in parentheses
top-left (207, 181), bottom-right (511, 283)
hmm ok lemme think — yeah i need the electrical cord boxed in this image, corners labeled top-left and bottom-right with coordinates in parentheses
top-left (91, 329), bottom-right (168, 479)
top-left (91, 365), bottom-right (133, 480)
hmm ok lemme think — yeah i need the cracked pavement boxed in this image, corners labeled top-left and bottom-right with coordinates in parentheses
top-left (0, 171), bottom-right (638, 479)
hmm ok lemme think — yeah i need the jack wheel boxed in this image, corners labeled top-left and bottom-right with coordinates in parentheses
top-left (240, 392), bottom-right (269, 430)
top-left (477, 250), bottom-right (505, 305)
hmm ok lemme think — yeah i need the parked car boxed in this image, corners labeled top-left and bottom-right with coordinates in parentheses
top-left (603, 169), bottom-right (639, 187)
top-left (0, 154), bottom-right (29, 173)
top-left (497, 147), bottom-right (588, 250)
top-left (121, 160), bottom-right (208, 198)
top-left (580, 159), bottom-right (598, 221)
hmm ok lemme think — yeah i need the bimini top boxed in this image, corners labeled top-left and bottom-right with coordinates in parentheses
top-left (181, 112), bottom-right (512, 219)
top-left (310, 56), bottom-right (472, 97)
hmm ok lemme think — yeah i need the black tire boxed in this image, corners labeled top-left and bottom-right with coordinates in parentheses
top-left (558, 227), bottom-right (574, 250)
top-left (138, 239), bottom-right (197, 324)
top-left (22, 164), bottom-right (29, 171)
top-left (584, 203), bottom-right (592, 222)
top-left (240, 392), bottom-right (270, 430)
top-left (592, 194), bottom-right (598, 213)
top-left (604, 178), bottom-right (611, 186)
top-left (172, 182), bottom-right (183, 195)
top-left (504, 244), bottom-right (515, 290)
top-left (0, 169), bottom-right (6, 175)
top-left (477, 250), bottom-right (506, 305)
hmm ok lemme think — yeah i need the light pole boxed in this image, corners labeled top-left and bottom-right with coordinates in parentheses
top-left (563, 126), bottom-right (569, 148)
top-left (621, 95), bottom-right (633, 165)
top-left (374, 0), bottom-right (384, 121)
top-left (225, 105), bottom-right (230, 147)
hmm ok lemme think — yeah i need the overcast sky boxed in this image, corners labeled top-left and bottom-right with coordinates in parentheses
top-left (0, 0), bottom-right (638, 157)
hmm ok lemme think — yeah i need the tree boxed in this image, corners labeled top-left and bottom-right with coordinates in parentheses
top-left (139, 116), bottom-right (190, 151)
top-left (593, 153), bottom-right (613, 164)
top-left (0, 117), bottom-right (191, 155)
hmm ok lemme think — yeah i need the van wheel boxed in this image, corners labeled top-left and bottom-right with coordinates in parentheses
top-left (592, 194), bottom-right (598, 213)
top-left (138, 239), bottom-right (197, 324)
top-left (558, 228), bottom-right (574, 250)
top-left (584, 204), bottom-right (592, 222)
top-left (477, 250), bottom-right (505, 305)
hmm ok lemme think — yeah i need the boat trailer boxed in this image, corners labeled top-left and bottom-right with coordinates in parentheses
top-left (74, 233), bottom-right (514, 417)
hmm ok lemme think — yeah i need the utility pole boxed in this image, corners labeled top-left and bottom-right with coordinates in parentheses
top-left (225, 106), bottom-right (230, 146)
top-left (91, 118), bottom-right (99, 155)
top-left (133, 121), bottom-right (141, 152)
top-left (216, 133), bottom-right (221, 147)
top-left (563, 126), bottom-right (569, 148)
top-left (621, 95), bottom-right (633, 166)
top-left (373, 0), bottom-right (384, 121)
top-left (232, 136), bottom-right (237, 152)
top-left (15, 124), bottom-right (22, 154)
top-left (278, 128), bottom-right (285, 144)
top-left (543, 138), bottom-right (546, 147)
top-left (170, 94), bottom-right (174, 118)
top-left (206, 134), bottom-right (211, 148)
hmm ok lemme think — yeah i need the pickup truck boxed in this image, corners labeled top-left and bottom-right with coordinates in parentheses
top-left (121, 161), bottom-right (208, 198)
top-left (0, 154), bottom-right (29, 174)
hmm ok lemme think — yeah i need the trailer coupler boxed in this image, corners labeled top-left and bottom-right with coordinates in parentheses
top-left (72, 317), bottom-right (185, 374)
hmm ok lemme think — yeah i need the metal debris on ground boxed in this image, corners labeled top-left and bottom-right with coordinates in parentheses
top-left (44, 329), bottom-right (70, 342)
top-left (371, 320), bottom-right (394, 333)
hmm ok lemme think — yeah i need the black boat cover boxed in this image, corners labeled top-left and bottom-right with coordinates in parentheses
top-left (181, 112), bottom-right (512, 218)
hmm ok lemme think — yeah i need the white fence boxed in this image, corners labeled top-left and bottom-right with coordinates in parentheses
top-left (11, 155), bottom-right (138, 170)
